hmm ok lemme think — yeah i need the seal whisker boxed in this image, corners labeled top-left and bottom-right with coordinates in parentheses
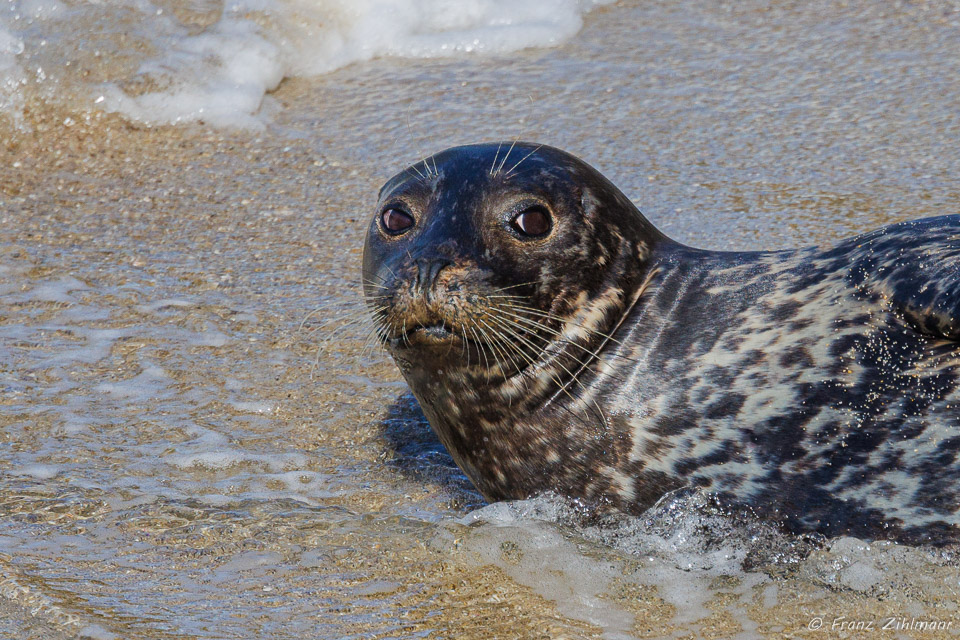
top-left (498, 166), bottom-right (541, 183)
top-left (402, 106), bottom-right (429, 184)
top-left (488, 308), bottom-right (586, 361)
top-left (473, 316), bottom-right (520, 371)
top-left (491, 281), bottom-right (539, 293)
top-left (478, 317), bottom-right (577, 417)
top-left (360, 296), bottom-right (392, 310)
top-left (489, 315), bottom-right (617, 430)
top-left (474, 316), bottom-right (530, 381)
top-left (406, 162), bottom-right (426, 181)
top-left (301, 308), bottom-right (367, 336)
top-left (299, 296), bottom-right (373, 331)
top-left (376, 261), bottom-right (401, 282)
top-left (460, 324), bottom-right (472, 367)
top-left (487, 314), bottom-right (590, 393)
top-left (471, 321), bottom-right (509, 381)
top-left (360, 321), bottom-right (388, 354)
top-left (471, 319), bottom-right (527, 397)
top-left (303, 305), bottom-right (383, 337)
top-left (309, 309), bottom-right (384, 378)
top-left (494, 307), bottom-right (576, 340)
top-left (485, 314), bottom-right (556, 365)
top-left (480, 317), bottom-right (528, 379)
top-left (498, 302), bottom-right (627, 348)
top-left (486, 315), bottom-right (605, 428)
top-left (313, 312), bottom-right (382, 348)
top-left (486, 314), bottom-right (583, 386)
top-left (362, 277), bottom-right (391, 290)
top-left (474, 325), bottom-right (495, 372)
top-left (467, 324), bottom-right (490, 371)
top-left (299, 306), bottom-right (331, 331)
top-left (365, 269), bottom-right (391, 281)
top-left (494, 137), bottom-right (521, 177)
top-left (489, 140), bottom-right (504, 176)
top-left (503, 144), bottom-right (543, 179)
top-left (493, 305), bottom-right (645, 369)
top-left (358, 321), bottom-right (389, 360)
top-left (308, 312), bottom-right (383, 377)
top-left (491, 307), bottom-right (640, 377)
top-left (402, 167), bottom-right (425, 183)
top-left (500, 299), bottom-right (642, 348)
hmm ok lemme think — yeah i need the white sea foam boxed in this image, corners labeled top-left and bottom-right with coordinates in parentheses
top-left (95, 365), bottom-right (171, 400)
top-left (14, 464), bottom-right (61, 480)
top-left (0, 22), bottom-right (25, 126)
top-left (450, 491), bottom-right (829, 635)
top-left (0, 0), bottom-right (612, 128)
top-left (228, 400), bottom-right (277, 414)
top-left (1, 0), bottom-right (65, 126)
top-left (166, 449), bottom-right (308, 472)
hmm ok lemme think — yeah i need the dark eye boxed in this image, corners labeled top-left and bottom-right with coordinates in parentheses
top-left (381, 208), bottom-right (414, 235)
top-left (510, 206), bottom-right (551, 237)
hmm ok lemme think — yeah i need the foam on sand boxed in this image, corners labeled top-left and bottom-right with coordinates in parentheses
top-left (0, 0), bottom-right (613, 128)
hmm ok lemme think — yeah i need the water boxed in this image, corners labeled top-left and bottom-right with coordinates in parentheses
top-left (1, 0), bottom-right (612, 127)
top-left (2, 0), bottom-right (960, 637)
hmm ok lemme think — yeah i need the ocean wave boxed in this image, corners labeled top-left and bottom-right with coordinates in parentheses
top-left (0, 0), bottom-right (612, 128)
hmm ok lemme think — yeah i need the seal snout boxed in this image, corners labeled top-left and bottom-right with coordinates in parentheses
top-left (377, 256), bottom-right (470, 349)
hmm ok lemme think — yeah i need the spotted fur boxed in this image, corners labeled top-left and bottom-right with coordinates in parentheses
top-left (362, 143), bottom-right (960, 545)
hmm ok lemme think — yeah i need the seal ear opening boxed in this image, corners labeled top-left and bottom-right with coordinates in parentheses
top-left (580, 187), bottom-right (603, 222)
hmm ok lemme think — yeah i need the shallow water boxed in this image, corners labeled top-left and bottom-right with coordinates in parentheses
top-left (3, 0), bottom-right (960, 638)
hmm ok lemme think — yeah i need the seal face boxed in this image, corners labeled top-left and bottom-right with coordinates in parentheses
top-left (362, 142), bottom-right (960, 545)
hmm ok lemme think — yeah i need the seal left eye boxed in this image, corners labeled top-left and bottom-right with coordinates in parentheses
top-left (510, 206), bottom-right (551, 237)
top-left (381, 208), bottom-right (414, 234)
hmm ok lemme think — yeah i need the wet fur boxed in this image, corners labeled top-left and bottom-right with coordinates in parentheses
top-left (363, 143), bottom-right (960, 545)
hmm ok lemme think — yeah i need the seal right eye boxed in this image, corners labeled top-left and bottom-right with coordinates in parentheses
top-left (381, 208), bottom-right (414, 235)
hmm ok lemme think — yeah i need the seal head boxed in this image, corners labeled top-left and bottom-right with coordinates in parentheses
top-left (363, 142), bottom-right (661, 377)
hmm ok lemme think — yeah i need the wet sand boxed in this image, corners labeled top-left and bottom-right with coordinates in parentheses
top-left (3, 1), bottom-right (960, 638)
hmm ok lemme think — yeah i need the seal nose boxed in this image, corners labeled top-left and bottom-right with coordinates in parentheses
top-left (414, 257), bottom-right (452, 298)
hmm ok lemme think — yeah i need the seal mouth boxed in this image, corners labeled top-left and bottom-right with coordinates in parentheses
top-left (390, 322), bottom-right (460, 348)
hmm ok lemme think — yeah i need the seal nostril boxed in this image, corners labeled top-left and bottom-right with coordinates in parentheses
top-left (414, 258), bottom-right (453, 297)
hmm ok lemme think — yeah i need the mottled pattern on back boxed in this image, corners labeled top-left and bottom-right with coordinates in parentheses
top-left (593, 217), bottom-right (960, 543)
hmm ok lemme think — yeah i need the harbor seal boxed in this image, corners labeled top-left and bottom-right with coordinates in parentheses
top-left (362, 142), bottom-right (960, 545)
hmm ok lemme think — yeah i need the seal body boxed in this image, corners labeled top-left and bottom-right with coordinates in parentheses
top-left (362, 142), bottom-right (960, 544)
